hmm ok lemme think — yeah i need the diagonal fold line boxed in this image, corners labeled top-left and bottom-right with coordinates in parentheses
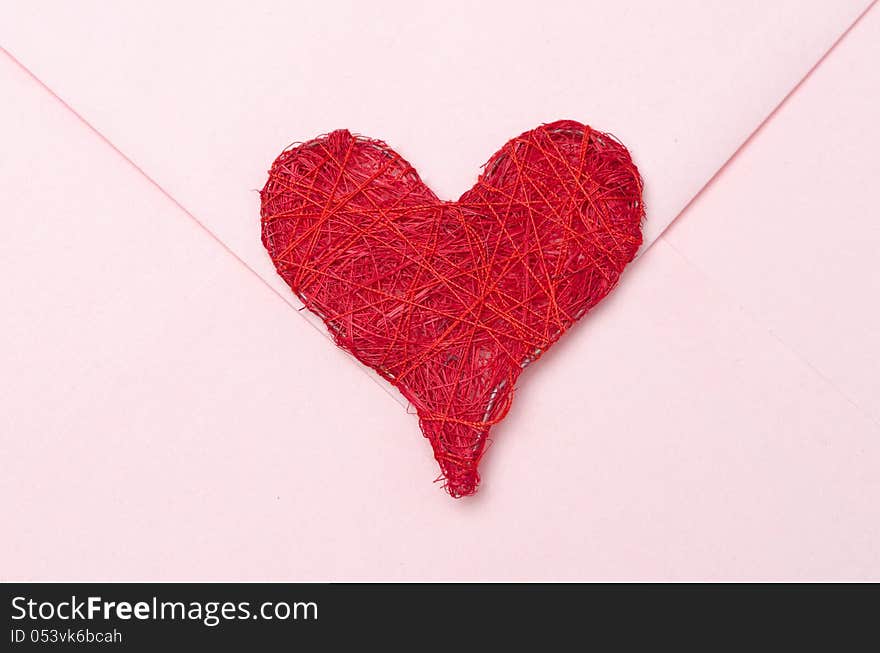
top-left (2, 0), bottom-right (876, 409)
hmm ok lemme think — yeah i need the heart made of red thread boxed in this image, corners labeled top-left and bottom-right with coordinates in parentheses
top-left (261, 120), bottom-right (643, 497)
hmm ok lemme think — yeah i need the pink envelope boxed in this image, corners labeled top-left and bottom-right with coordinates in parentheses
top-left (1, 1), bottom-right (878, 580)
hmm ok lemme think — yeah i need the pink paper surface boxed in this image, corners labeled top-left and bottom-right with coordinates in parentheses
top-left (1, 2), bottom-right (879, 581)
top-left (0, 0), bottom-right (868, 290)
top-left (665, 6), bottom-right (880, 425)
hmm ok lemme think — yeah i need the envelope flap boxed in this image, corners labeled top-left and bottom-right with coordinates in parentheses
top-left (0, 0), bottom-right (869, 300)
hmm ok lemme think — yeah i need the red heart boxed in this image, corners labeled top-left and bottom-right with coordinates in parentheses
top-left (261, 120), bottom-right (643, 497)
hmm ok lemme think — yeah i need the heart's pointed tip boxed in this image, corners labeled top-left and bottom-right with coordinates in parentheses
top-left (444, 472), bottom-right (480, 499)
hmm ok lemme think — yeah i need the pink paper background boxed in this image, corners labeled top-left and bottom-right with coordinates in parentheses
top-left (1, 1), bottom-right (878, 581)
